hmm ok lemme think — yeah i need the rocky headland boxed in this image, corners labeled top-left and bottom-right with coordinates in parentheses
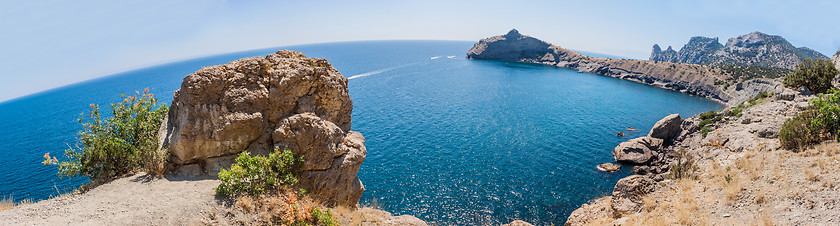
top-left (650, 32), bottom-right (828, 70)
top-left (467, 29), bottom-right (783, 106)
top-left (0, 50), bottom-right (426, 225)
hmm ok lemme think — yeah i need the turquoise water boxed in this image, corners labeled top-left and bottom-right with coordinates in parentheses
top-left (0, 41), bottom-right (720, 224)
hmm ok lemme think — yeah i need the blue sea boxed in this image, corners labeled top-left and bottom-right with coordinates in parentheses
top-left (0, 40), bottom-right (721, 224)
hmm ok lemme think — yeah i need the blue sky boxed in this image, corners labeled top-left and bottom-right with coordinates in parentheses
top-left (1, 0), bottom-right (839, 102)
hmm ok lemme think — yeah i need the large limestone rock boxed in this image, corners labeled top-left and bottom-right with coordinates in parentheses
top-left (610, 175), bottom-right (656, 217)
top-left (648, 114), bottom-right (682, 141)
top-left (160, 50), bottom-right (353, 163)
top-left (159, 50), bottom-right (364, 206)
top-left (612, 137), bottom-right (663, 164)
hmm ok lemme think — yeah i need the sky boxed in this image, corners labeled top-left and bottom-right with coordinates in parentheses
top-left (1, 0), bottom-right (839, 102)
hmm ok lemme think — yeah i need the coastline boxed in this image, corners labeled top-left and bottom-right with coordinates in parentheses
top-left (467, 29), bottom-right (784, 107)
top-left (468, 29), bottom-right (839, 225)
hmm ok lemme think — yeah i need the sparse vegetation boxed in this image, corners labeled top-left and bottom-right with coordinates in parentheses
top-left (728, 91), bottom-right (773, 118)
top-left (0, 196), bottom-right (32, 211)
top-left (698, 110), bottom-right (723, 137)
top-left (45, 89), bottom-right (169, 183)
top-left (783, 58), bottom-right (839, 94)
top-left (667, 149), bottom-right (698, 180)
top-left (717, 65), bottom-right (792, 82)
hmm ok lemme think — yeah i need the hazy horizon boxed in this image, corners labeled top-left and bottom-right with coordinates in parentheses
top-left (2, 0), bottom-right (839, 102)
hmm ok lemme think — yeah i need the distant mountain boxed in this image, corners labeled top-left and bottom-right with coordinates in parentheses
top-left (650, 32), bottom-right (828, 70)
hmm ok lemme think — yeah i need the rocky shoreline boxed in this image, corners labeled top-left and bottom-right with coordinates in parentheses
top-left (469, 30), bottom-right (840, 225)
top-left (467, 29), bottom-right (785, 106)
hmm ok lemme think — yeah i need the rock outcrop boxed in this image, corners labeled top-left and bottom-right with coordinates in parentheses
top-left (613, 137), bottom-right (663, 164)
top-left (647, 114), bottom-right (682, 141)
top-left (650, 32), bottom-right (828, 70)
top-left (610, 175), bottom-right (656, 217)
top-left (159, 50), bottom-right (364, 207)
top-left (467, 29), bottom-right (785, 106)
top-left (597, 163), bottom-right (621, 172)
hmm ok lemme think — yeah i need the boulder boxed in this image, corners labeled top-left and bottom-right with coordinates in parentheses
top-left (613, 137), bottom-right (663, 164)
top-left (776, 89), bottom-right (796, 101)
top-left (597, 163), bottom-right (621, 173)
top-left (274, 114), bottom-right (367, 206)
top-left (611, 175), bottom-right (656, 216)
top-left (158, 50), bottom-right (365, 207)
top-left (648, 114), bottom-right (682, 141)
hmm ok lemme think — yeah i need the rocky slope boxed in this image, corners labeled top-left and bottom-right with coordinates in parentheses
top-left (834, 51), bottom-right (840, 71)
top-left (159, 50), bottom-right (364, 207)
top-left (468, 29), bottom-right (783, 106)
top-left (650, 32), bottom-right (828, 70)
top-left (565, 87), bottom-right (840, 225)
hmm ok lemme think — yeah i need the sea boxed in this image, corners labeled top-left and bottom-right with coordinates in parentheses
top-left (0, 40), bottom-right (721, 224)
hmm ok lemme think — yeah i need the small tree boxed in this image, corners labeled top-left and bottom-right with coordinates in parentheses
top-left (783, 58), bottom-right (839, 94)
top-left (46, 89), bottom-right (169, 182)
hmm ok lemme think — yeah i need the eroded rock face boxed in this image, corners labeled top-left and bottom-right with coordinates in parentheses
top-left (159, 50), bottom-right (364, 206)
top-left (648, 114), bottom-right (682, 141)
top-left (610, 175), bottom-right (656, 217)
top-left (612, 137), bottom-right (663, 164)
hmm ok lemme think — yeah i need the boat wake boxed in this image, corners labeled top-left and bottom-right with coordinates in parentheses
top-left (348, 62), bottom-right (421, 80)
top-left (430, 56), bottom-right (442, 59)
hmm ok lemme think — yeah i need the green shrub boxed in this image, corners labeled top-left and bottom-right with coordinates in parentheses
top-left (698, 119), bottom-right (714, 128)
top-left (700, 126), bottom-right (714, 137)
top-left (783, 58), bottom-right (839, 94)
top-left (809, 88), bottom-right (840, 138)
top-left (779, 110), bottom-right (825, 150)
top-left (699, 110), bottom-right (717, 120)
top-left (667, 149), bottom-right (698, 180)
top-left (49, 89), bottom-right (169, 182)
top-left (215, 148), bottom-right (303, 197)
top-left (312, 207), bottom-right (339, 226)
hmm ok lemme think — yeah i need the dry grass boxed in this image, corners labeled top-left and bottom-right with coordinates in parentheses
top-left (230, 189), bottom-right (335, 225)
top-left (0, 196), bottom-right (32, 211)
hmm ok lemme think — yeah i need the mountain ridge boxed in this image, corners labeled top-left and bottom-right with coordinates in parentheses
top-left (650, 32), bottom-right (828, 69)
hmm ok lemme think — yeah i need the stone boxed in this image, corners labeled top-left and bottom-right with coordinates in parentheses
top-left (597, 163), bottom-right (622, 173)
top-left (741, 117), bottom-right (752, 124)
top-left (776, 89), bottom-right (796, 101)
top-left (613, 137), bottom-right (663, 164)
top-left (611, 175), bottom-right (656, 216)
top-left (648, 114), bottom-right (683, 141)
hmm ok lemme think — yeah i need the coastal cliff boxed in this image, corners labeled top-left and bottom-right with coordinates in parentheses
top-left (467, 29), bottom-right (782, 106)
top-left (650, 32), bottom-right (828, 70)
